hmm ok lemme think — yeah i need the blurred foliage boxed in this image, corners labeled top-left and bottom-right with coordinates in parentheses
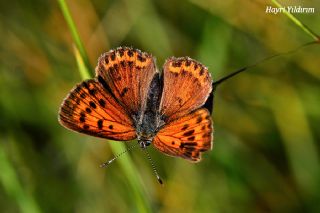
top-left (1, 0), bottom-right (320, 212)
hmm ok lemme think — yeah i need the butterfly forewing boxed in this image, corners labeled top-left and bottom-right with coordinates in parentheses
top-left (159, 57), bottom-right (212, 123)
top-left (153, 108), bottom-right (213, 162)
top-left (96, 47), bottom-right (158, 117)
top-left (59, 79), bottom-right (136, 140)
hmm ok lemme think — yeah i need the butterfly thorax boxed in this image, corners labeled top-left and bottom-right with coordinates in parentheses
top-left (136, 110), bottom-right (161, 146)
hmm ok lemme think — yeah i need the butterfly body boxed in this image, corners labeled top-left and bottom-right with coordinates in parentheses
top-left (59, 47), bottom-right (213, 162)
top-left (135, 73), bottom-right (164, 147)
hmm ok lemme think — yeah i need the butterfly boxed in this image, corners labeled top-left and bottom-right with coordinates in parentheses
top-left (59, 47), bottom-right (213, 162)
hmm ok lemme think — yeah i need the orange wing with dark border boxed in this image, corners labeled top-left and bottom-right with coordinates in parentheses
top-left (159, 57), bottom-right (213, 123)
top-left (154, 57), bottom-right (213, 161)
top-left (96, 47), bottom-right (158, 117)
top-left (59, 79), bottom-right (136, 141)
top-left (153, 108), bottom-right (213, 162)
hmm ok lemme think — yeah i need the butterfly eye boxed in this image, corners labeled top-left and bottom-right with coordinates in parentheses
top-left (139, 141), bottom-right (147, 149)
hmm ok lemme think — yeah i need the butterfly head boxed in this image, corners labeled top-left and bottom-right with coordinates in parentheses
top-left (137, 133), bottom-right (153, 149)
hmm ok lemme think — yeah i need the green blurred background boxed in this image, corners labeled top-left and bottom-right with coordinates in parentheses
top-left (1, 0), bottom-right (320, 212)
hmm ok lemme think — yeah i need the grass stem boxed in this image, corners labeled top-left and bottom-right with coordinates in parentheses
top-left (271, 0), bottom-right (320, 42)
top-left (57, 0), bottom-right (92, 72)
top-left (58, 0), bottom-right (151, 212)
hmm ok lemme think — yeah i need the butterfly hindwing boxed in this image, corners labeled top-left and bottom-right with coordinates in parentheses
top-left (59, 79), bottom-right (136, 140)
top-left (153, 108), bottom-right (213, 162)
top-left (96, 47), bottom-right (158, 117)
top-left (159, 57), bottom-right (213, 123)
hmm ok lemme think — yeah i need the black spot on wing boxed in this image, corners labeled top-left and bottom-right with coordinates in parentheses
top-left (187, 136), bottom-right (195, 141)
top-left (127, 49), bottom-right (133, 57)
top-left (184, 142), bottom-right (197, 146)
top-left (110, 52), bottom-right (116, 61)
top-left (86, 108), bottom-right (92, 113)
top-left (80, 93), bottom-right (86, 98)
top-left (97, 119), bottom-right (103, 129)
top-left (113, 64), bottom-right (119, 71)
top-left (202, 132), bottom-right (211, 138)
top-left (199, 68), bottom-right (205, 76)
top-left (128, 61), bottom-right (133, 68)
top-left (89, 89), bottom-right (96, 95)
top-left (172, 61), bottom-right (182, 67)
top-left (98, 99), bottom-right (106, 107)
top-left (181, 124), bottom-right (189, 131)
top-left (118, 48), bottom-right (124, 57)
top-left (105, 57), bottom-right (109, 64)
top-left (79, 116), bottom-right (85, 123)
top-left (183, 129), bottom-right (195, 137)
top-left (120, 60), bottom-right (126, 68)
top-left (89, 101), bottom-right (96, 109)
top-left (120, 87), bottom-right (129, 97)
top-left (137, 54), bottom-right (146, 62)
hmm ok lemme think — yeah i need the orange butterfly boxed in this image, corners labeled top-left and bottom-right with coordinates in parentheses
top-left (59, 47), bottom-right (213, 163)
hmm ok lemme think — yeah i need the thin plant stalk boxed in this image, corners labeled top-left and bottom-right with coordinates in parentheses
top-left (58, 1), bottom-right (151, 212)
top-left (73, 45), bottom-right (91, 80)
top-left (0, 140), bottom-right (41, 213)
top-left (57, 0), bottom-right (92, 73)
top-left (271, 0), bottom-right (320, 42)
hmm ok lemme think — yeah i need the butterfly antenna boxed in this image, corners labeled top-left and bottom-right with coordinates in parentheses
top-left (212, 41), bottom-right (317, 90)
top-left (100, 142), bottom-right (139, 168)
top-left (143, 148), bottom-right (163, 185)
